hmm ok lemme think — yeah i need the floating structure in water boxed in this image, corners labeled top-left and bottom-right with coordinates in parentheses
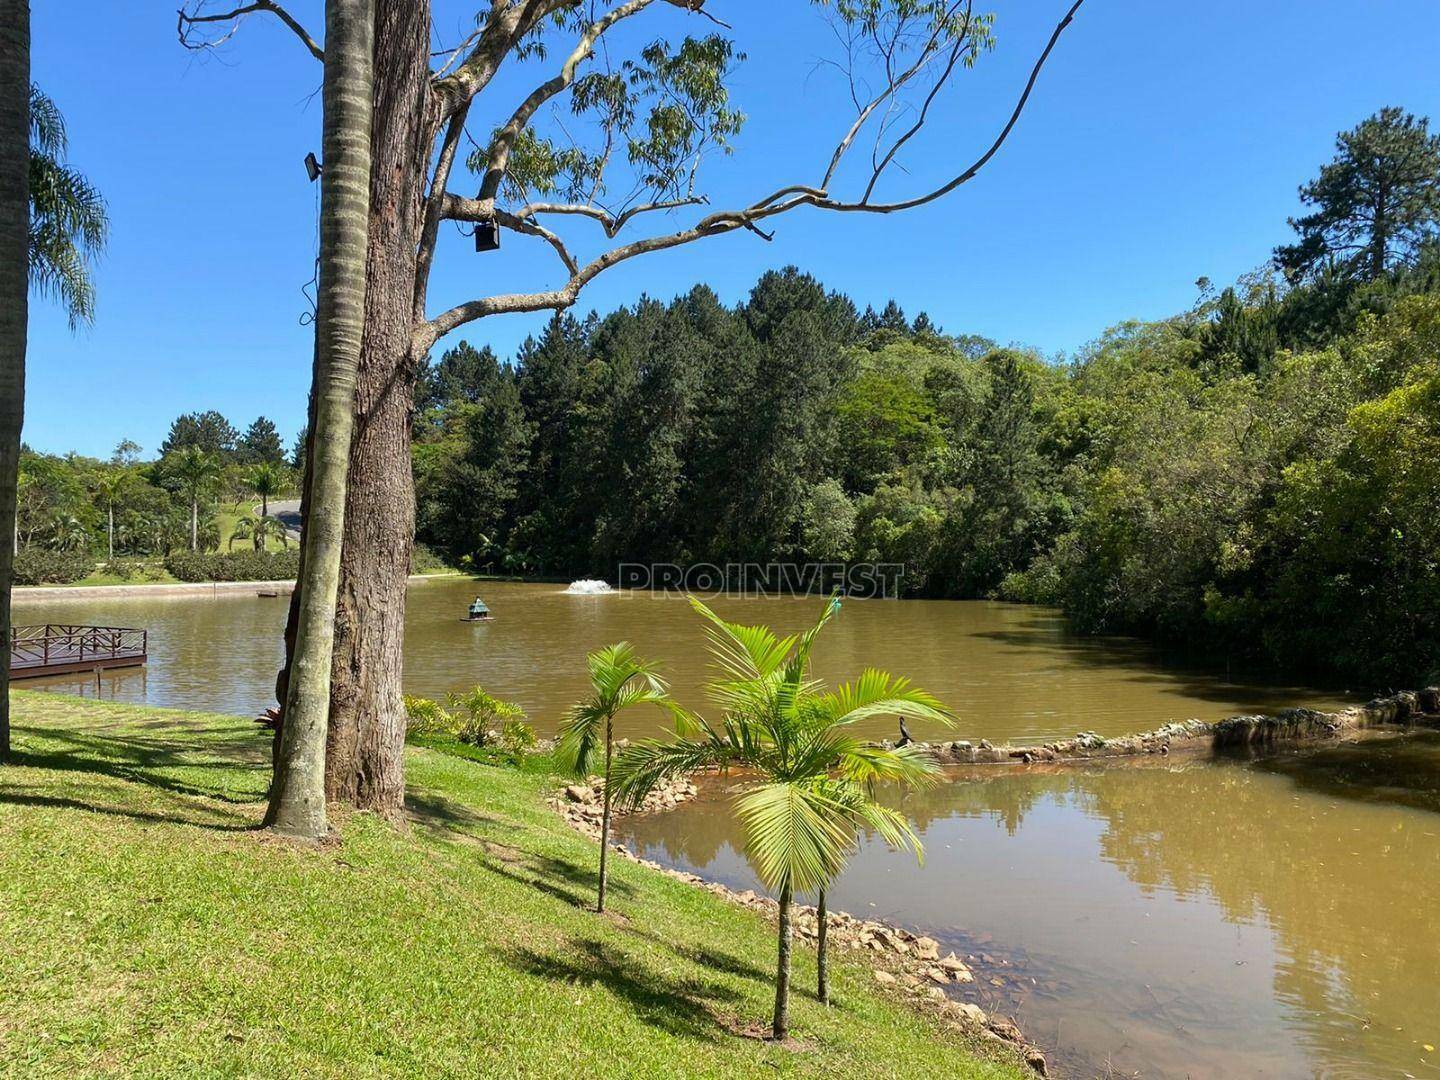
top-left (563, 579), bottom-right (614, 595)
top-left (464, 597), bottom-right (492, 621)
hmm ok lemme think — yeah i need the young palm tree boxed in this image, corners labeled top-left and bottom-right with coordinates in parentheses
top-left (556, 642), bottom-right (673, 913)
top-left (167, 447), bottom-right (223, 551)
top-left (245, 461), bottom-right (285, 518)
top-left (614, 595), bottom-right (953, 1040)
top-left (229, 514), bottom-right (284, 552)
top-left (94, 467), bottom-right (132, 559)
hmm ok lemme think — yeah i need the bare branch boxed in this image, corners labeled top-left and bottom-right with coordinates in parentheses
top-left (418, 183), bottom-right (827, 351)
top-left (826, 0), bottom-right (1085, 214)
top-left (414, 105), bottom-right (472, 324)
top-left (177, 0), bottom-right (323, 61)
top-left (821, 0), bottom-right (972, 190)
top-left (443, 193), bottom-right (580, 276)
top-left (416, 0), bottom-right (1085, 350)
top-left (514, 194), bottom-right (711, 237)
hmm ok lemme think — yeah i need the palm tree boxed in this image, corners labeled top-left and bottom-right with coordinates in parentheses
top-left (555, 643), bottom-right (674, 913)
top-left (1, 1), bottom-right (29, 761)
top-left (27, 86), bottom-right (107, 329)
top-left (167, 447), bottom-right (222, 551)
top-left (245, 461), bottom-right (285, 519)
top-left (264, 0), bottom-right (375, 841)
top-left (229, 514), bottom-right (291, 552)
top-left (614, 594), bottom-right (953, 1040)
top-left (93, 467), bottom-right (132, 559)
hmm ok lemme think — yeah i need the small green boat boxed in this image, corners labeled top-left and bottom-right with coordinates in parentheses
top-left (464, 597), bottom-right (492, 622)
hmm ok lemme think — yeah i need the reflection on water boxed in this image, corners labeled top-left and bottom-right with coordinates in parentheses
top-left (16, 581), bottom-right (1353, 743)
top-left (616, 735), bottom-right (1440, 1079)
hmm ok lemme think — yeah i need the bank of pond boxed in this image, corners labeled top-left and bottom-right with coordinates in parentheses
top-left (13, 580), bottom-right (1438, 1077)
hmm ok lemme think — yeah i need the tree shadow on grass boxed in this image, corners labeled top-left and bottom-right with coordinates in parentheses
top-left (482, 849), bottom-right (637, 910)
top-left (0, 782), bottom-right (257, 831)
top-left (2, 722), bottom-right (269, 835)
top-left (404, 787), bottom-right (505, 835)
top-left (5, 725), bottom-right (269, 812)
top-left (501, 936), bottom-right (744, 1043)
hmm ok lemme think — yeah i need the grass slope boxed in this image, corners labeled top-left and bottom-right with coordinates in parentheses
top-left (0, 693), bottom-right (1024, 1079)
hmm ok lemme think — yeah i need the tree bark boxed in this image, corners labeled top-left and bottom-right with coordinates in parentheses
top-left (264, 0), bottom-right (374, 839)
top-left (320, 0), bottom-right (432, 812)
top-left (0, 0), bottom-right (30, 762)
top-left (190, 498), bottom-right (198, 551)
top-left (817, 886), bottom-right (829, 1005)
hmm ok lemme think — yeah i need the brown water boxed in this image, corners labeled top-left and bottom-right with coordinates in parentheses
top-left (15, 579), bottom-right (1353, 742)
top-left (617, 736), bottom-right (1440, 1079)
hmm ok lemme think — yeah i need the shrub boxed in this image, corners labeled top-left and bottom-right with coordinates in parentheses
top-left (410, 543), bottom-right (448, 574)
top-left (164, 549), bottom-right (301, 583)
top-left (404, 688), bottom-right (533, 752)
top-left (13, 548), bottom-right (94, 585)
top-left (402, 695), bottom-right (453, 737)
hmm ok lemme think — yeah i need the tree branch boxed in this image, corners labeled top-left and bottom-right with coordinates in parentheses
top-left (443, 193), bottom-right (580, 276)
top-left (514, 194), bottom-right (710, 237)
top-left (476, 0), bottom-right (661, 205)
top-left (825, 0), bottom-right (1085, 215)
top-left (416, 0), bottom-right (1084, 349)
top-left (177, 0), bottom-right (323, 61)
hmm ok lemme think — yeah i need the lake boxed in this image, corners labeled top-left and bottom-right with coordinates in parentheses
top-left (14, 578), bottom-right (1354, 742)
top-left (617, 736), bottom-right (1440, 1079)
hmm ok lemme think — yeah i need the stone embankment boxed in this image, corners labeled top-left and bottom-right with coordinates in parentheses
top-left (549, 778), bottom-right (1049, 1075)
top-left (908, 688), bottom-right (1440, 766)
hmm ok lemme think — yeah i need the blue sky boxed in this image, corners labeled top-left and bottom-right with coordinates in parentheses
top-left (25, 1), bottom-right (1440, 458)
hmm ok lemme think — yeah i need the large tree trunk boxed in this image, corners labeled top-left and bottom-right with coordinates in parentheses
top-left (264, 0), bottom-right (374, 839)
top-left (321, 0), bottom-right (432, 812)
top-left (0, 0), bottom-right (29, 761)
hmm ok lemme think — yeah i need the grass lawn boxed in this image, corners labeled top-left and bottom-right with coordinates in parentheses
top-left (0, 693), bottom-right (1025, 1079)
top-left (216, 505), bottom-right (294, 554)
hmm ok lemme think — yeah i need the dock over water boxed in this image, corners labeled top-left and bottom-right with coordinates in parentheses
top-left (8, 625), bottom-right (148, 679)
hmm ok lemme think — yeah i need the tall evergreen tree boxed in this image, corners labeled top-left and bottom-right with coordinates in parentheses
top-left (1276, 108), bottom-right (1440, 283)
top-left (160, 410), bottom-right (239, 459)
top-left (237, 416), bottom-right (286, 464)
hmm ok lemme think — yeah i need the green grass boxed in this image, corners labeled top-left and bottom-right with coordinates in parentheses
top-left (0, 693), bottom-right (1025, 1079)
top-left (216, 505), bottom-right (293, 554)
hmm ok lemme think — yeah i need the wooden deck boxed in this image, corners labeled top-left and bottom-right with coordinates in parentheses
top-left (8, 624), bottom-right (148, 679)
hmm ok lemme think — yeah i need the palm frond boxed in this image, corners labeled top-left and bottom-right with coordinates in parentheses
top-left (29, 86), bottom-right (66, 157)
top-left (817, 668), bottom-right (956, 729)
top-left (735, 780), bottom-right (853, 894)
top-left (689, 596), bottom-right (797, 681)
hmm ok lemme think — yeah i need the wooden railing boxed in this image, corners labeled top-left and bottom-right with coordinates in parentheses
top-left (8, 624), bottom-right (148, 675)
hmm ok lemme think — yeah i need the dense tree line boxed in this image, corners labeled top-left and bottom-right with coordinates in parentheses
top-left (14, 411), bottom-right (297, 564)
top-left (414, 109), bottom-right (1440, 688)
top-left (413, 260), bottom-right (1438, 686)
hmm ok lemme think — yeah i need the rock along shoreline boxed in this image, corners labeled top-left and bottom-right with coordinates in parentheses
top-left (906, 687), bottom-right (1440, 766)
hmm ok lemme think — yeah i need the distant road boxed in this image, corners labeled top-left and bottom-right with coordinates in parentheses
top-left (269, 498), bottom-right (303, 542)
